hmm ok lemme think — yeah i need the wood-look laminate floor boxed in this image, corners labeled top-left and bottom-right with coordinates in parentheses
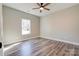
top-left (4, 38), bottom-right (79, 56)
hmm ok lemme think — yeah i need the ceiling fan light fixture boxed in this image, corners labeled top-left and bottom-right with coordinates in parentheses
top-left (32, 3), bottom-right (50, 13)
top-left (40, 7), bottom-right (44, 10)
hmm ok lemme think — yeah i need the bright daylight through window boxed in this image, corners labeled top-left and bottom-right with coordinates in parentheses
top-left (22, 19), bottom-right (31, 35)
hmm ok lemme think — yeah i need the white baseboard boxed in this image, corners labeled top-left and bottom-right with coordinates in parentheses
top-left (4, 36), bottom-right (40, 45)
top-left (23, 36), bottom-right (40, 41)
top-left (40, 36), bottom-right (79, 46)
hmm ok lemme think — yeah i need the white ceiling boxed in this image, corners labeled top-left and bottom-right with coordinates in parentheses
top-left (3, 3), bottom-right (77, 17)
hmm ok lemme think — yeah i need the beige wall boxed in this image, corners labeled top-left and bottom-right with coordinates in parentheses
top-left (0, 3), bottom-right (3, 56)
top-left (3, 4), bottom-right (79, 45)
top-left (3, 6), bottom-right (40, 45)
top-left (40, 4), bottom-right (79, 44)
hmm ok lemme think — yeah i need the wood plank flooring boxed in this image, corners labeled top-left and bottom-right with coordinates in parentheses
top-left (4, 38), bottom-right (79, 56)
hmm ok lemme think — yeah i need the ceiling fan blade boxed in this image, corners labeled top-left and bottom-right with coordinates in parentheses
top-left (44, 7), bottom-right (50, 11)
top-left (43, 3), bottom-right (50, 7)
top-left (37, 3), bottom-right (41, 6)
top-left (32, 7), bottom-right (39, 9)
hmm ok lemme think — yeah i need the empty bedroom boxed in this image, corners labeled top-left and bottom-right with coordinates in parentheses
top-left (1, 3), bottom-right (79, 56)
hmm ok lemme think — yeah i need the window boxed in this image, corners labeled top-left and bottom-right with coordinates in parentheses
top-left (22, 19), bottom-right (31, 35)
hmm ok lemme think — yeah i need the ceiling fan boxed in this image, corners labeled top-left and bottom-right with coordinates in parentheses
top-left (32, 3), bottom-right (50, 13)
